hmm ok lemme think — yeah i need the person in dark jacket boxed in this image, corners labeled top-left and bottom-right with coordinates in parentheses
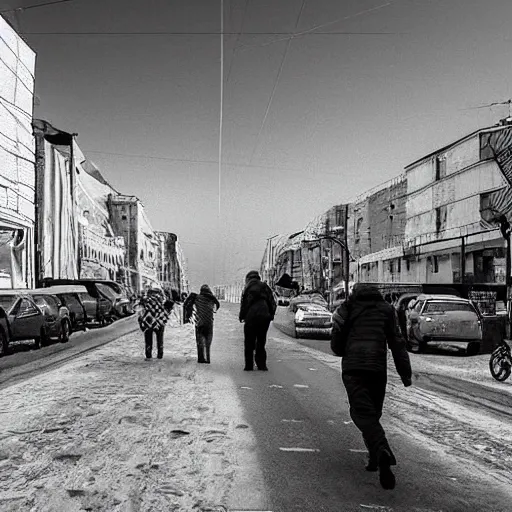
top-left (184, 285), bottom-right (220, 363)
top-left (331, 283), bottom-right (412, 491)
top-left (239, 270), bottom-right (277, 371)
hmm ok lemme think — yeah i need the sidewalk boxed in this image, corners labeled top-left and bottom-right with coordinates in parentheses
top-left (0, 315), bottom-right (257, 512)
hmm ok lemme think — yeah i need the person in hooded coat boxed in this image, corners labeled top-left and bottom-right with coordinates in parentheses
top-left (331, 283), bottom-right (412, 491)
top-left (239, 271), bottom-right (277, 371)
top-left (184, 285), bottom-right (220, 363)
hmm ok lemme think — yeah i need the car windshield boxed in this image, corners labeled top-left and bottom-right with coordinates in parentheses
top-left (96, 284), bottom-right (117, 300)
top-left (0, 295), bottom-right (17, 312)
top-left (33, 297), bottom-right (48, 308)
top-left (424, 301), bottom-right (475, 313)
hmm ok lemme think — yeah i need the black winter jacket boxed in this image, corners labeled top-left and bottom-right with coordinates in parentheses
top-left (331, 285), bottom-right (412, 385)
top-left (239, 278), bottom-right (277, 324)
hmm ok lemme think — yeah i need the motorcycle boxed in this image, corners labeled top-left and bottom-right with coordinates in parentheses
top-left (489, 338), bottom-right (512, 382)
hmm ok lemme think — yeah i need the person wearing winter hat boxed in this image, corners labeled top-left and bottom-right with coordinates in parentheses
top-left (184, 284), bottom-right (220, 363)
top-left (330, 283), bottom-right (412, 490)
top-left (239, 270), bottom-right (277, 371)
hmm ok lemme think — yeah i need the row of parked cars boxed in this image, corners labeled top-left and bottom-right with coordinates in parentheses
top-left (274, 289), bottom-right (485, 356)
top-left (0, 280), bottom-right (134, 357)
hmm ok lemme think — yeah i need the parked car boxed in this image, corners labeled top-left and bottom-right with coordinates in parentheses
top-left (273, 293), bottom-right (332, 339)
top-left (0, 291), bottom-right (47, 354)
top-left (406, 294), bottom-right (482, 355)
top-left (29, 290), bottom-right (72, 345)
top-left (42, 279), bottom-right (114, 325)
top-left (36, 285), bottom-right (88, 332)
top-left (96, 282), bottom-right (133, 317)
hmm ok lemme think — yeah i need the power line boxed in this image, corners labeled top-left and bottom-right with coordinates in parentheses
top-left (83, 149), bottom-right (346, 176)
top-left (218, 0), bottom-right (224, 220)
top-left (226, 0), bottom-right (249, 83)
top-left (248, 0), bottom-right (307, 166)
top-left (19, 30), bottom-right (403, 36)
top-left (235, 0), bottom-right (399, 51)
top-left (1, 0), bottom-right (77, 13)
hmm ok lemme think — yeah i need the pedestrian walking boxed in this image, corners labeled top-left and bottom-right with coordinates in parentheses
top-left (138, 287), bottom-right (174, 360)
top-left (330, 283), bottom-right (412, 490)
top-left (183, 285), bottom-right (220, 364)
top-left (239, 270), bottom-right (277, 371)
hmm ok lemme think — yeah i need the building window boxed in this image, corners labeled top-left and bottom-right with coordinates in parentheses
top-left (429, 256), bottom-right (439, 273)
top-left (436, 206), bottom-right (447, 233)
top-left (355, 217), bottom-right (363, 244)
top-left (335, 208), bottom-right (344, 227)
top-left (435, 156), bottom-right (446, 180)
top-left (121, 215), bottom-right (127, 220)
top-left (406, 259), bottom-right (411, 272)
top-left (389, 260), bottom-right (394, 274)
top-left (397, 258), bottom-right (401, 274)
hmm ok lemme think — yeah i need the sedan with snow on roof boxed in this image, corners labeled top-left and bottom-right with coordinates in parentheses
top-left (406, 295), bottom-right (482, 355)
top-left (273, 293), bottom-right (332, 339)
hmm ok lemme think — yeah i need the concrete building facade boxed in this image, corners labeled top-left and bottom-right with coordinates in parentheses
top-left (0, 16), bottom-right (36, 288)
top-left (108, 194), bottom-right (160, 294)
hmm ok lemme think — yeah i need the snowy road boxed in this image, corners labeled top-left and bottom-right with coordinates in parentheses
top-left (0, 303), bottom-right (511, 511)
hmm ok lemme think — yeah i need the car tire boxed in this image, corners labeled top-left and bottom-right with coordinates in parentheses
top-left (59, 319), bottom-right (71, 343)
top-left (34, 334), bottom-right (42, 350)
top-left (466, 342), bottom-right (480, 356)
top-left (0, 327), bottom-right (9, 357)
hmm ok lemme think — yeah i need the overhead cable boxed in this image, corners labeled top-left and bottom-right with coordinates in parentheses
top-left (236, 0), bottom-right (399, 51)
top-left (20, 30), bottom-right (402, 36)
top-left (1, 0), bottom-right (77, 13)
top-left (248, 0), bottom-right (307, 166)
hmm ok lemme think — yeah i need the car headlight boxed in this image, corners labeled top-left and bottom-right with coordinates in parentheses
top-left (295, 310), bottom-right (305, 322)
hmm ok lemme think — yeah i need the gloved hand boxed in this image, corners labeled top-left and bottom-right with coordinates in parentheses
top-left (402, 376), bottom-right (412, 387)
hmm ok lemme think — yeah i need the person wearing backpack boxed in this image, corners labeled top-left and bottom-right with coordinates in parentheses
top-left (331, 283), bottom-right (412, 490)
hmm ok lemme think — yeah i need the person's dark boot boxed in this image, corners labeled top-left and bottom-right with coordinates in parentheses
top-left (157, 352), bottom-right (163, 359)
top-left (378, 450), bottom-right (396, 490)
top-left (244, 366), bottom-right (253, 371)
top-left (257, 366), bottom-right (268, 371)
top-left (366, 457), bottom-right (378, 472)
top-left (197, 343), bottom-right (206, 363)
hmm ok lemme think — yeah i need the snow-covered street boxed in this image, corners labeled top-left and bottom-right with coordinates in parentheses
top-left (0, 317), bottom-right (256, 512)
top-left (1, 304), bottom-right (512, 511)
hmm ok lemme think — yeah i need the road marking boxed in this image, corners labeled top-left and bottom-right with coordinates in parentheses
top-left (240, 386), bottom-right (252, 390)
top-left (269, 384), bottom-right (283, 388)
top-left (293, 384), bottom-right (309, 388)
top-left (344, 420), bottom-right (353, 425)
top-left (359, 506), bottom-right (391, 511)
top-left (349, 449), bottom-right (367, 453)
top-left (308, 368), bottom-right (318, 371)
top-left (281, 419), bottom-right (304, 423)
top-left (279, 447), bottom-right (320, 453)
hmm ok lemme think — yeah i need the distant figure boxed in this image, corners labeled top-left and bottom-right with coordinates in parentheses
top-left (239, 270), bottom-right (277, 371)
top-left (138, 287), bottom-right (174, 360)
top-left (331, 283), bottom-right (412, 490)
top-left (184, 285), bottom-right (220, 364)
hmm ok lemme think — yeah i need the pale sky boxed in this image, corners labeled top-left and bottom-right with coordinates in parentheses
top-left (3, 0), bottom-right (512, 288)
